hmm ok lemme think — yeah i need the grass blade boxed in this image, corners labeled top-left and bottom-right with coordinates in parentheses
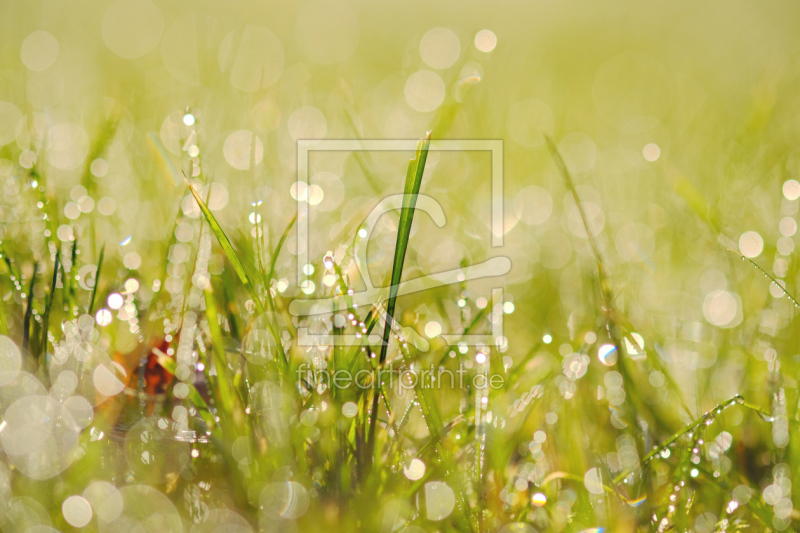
top-left (204, 288), bottom-right (244, 429)
top-left (378, 132), bottom-right (432, 364)
top-left (22, 263), bottom-right (38, 356)
top-left (268, 215), bottom-right (297, 288)
top-left (729, 248), bottom-right (800, 307)
top-left (188, 183), bottom-right (265, 315)
top-left (88, 244), bottom-right (104, 315)
top-left (545, 135), bottom-right (610, 302)
top-left (39, 251), bottom-right (60, 367)
top-left (545, 135), bottom-right (693, 423)
top-left (367, 132), bottom-right (431, 459)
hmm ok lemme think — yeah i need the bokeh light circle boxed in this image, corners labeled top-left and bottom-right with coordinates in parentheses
top-left (102, 0), bottom-right (164, 59)
top-left (83, 481), bottom-right (123, 523)
top-left (405, 70), bottom-right (445, 112)
top-left (260, 481), bottom-right (310, 519)
top-left (584, 467), bottom-right (605, 494)
top-left (288, 106), bottom-right (327, 140)
top-left (98, 485), bottom-right (182, 533)
top-left (191, 508), bottom-right (253, 533)
top-left (474, 29), bottom-right (497, 52)
top-left (1, 395), bottom-right (80, 479)
top-left (0, 336), bottom-right (22, 386)
top-left (124, 417), bottom-right (191, 483)
top-left (21, 31), bottom-right (59, 71)
top-left (420, 27), bottom-right (460, 69)
top-left (738, 231), bottom-right (763, 258)
top-left (46, 123), bottom-right (89, 170)
top-left (703, 290), bottom-right (741, 328)
top-left (224, 130), bottom-right (264, 170)
top-left (0, 102), bottom-right (23, 146)
top-left (62, 495), bottom-right (93, 528)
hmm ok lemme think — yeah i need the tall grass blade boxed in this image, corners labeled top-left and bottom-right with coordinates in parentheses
top-left (188, 183), bottom-right (265, 315)
top-left (378, 132), bottom-right (432, 364)
top-left (203, 288), bottom-right (244, 429)
top-left (22, 263), bottom-right (38, 356)
top-left (367, 132), bottom-right (431, 459)
top-left (39, 251), bottom-right (59, 366)
top-left (88, 244), bottom-right (104, 315)
top-left (545, 135), bottom-right (693, 421)
top-left (267, 215), bottom-right (297, 298)
top-left (730, 248), bottom-right (800, 308)
top-left (545, 135), bottom-right (611, 302)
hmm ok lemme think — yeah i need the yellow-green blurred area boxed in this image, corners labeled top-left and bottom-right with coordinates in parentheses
top-left (4, 0), bottom-right (800, 531)
top-left (1, 0), bottom-right (799, 383)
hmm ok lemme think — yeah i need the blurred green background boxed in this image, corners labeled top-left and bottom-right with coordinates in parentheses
top-left (3, 0), bottom-right (800, 531)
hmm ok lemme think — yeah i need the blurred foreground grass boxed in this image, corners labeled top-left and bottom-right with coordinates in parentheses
top-left (2, 1), bottom-right (800, 532)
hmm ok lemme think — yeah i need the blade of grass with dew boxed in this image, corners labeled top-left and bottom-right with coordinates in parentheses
top-left (267, 214), bottom-right (297, 296)
top-left (264, 215), bottom-right (297, 328)
top-left (0, 241), bottom-right (21, 282)
top-left (22, 262), bottom-right (37, 356)
top-left (0, 282), bottom-right (7, 336)
top-left (203, 288), bottom-right (245, 431)
top-left (545, 134), bottom-right (693, 421)
top-left (145, 194), bottom-right (185, 321)
top-left (367, 132), bottom-right (431, 451)
top-left (610, 394), bottom-right (786, 486)
top-left (729, 248), bottom-right (800, 308)
top-left (436, 306), bottom-right (487, 367)
top-left (545, 141), bottom-right (684, 477)
top-left (395, 341), bottom-right (473, 532)
top-left (253, 201), bottom-right (269, 299)
top-left (82, 111), bottom-right (122, 254)
top-left (88, 244), bottom-right (104, 315)
top-left (39, 251), bottom-right (59, 371)
top-left (328, 259), bottom-right (381, 374)
top-left (545, 135), bottom-right (611, 303)
top-left (61, 240), bottom-right (78, 313)
top-left (252, 214), bottom-right (297, 370)
top-left (189, 183), bottom-right (265, 315)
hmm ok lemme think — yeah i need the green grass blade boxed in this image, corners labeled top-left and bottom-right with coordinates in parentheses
top-left (61, 240), bottom-right (79, 312)
top-left (22, 263), bottom-right (38, 356)
top-left (545, 135), bottom-right (610, 299)
top-left (546, 134), bottom-right (693, 421)
top-left (204, 288), bottom-right (243, 427)
top-left (367, 132), bottom-right (431, 459)
top-left (378, 132), bottom-right (432, 364)
top-left (39, 251), bottom-right (60, 366)
top-left (268, 214), bottom-right (297, 290)
top-left (188, 183), bottom-right (265, 315)
top-left (730, 248), bottom-right (800, 307)
top-left (0, 242), bottom-right (21, 281)
top-left (88, 244), bottom-right (104, 315)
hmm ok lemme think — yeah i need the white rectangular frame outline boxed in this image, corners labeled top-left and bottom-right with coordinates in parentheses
top-left (295, 139), bottom-right (504, 347)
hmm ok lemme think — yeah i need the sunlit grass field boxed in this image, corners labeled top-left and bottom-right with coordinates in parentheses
top-left (2, 1), bottom-right (800, 531)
